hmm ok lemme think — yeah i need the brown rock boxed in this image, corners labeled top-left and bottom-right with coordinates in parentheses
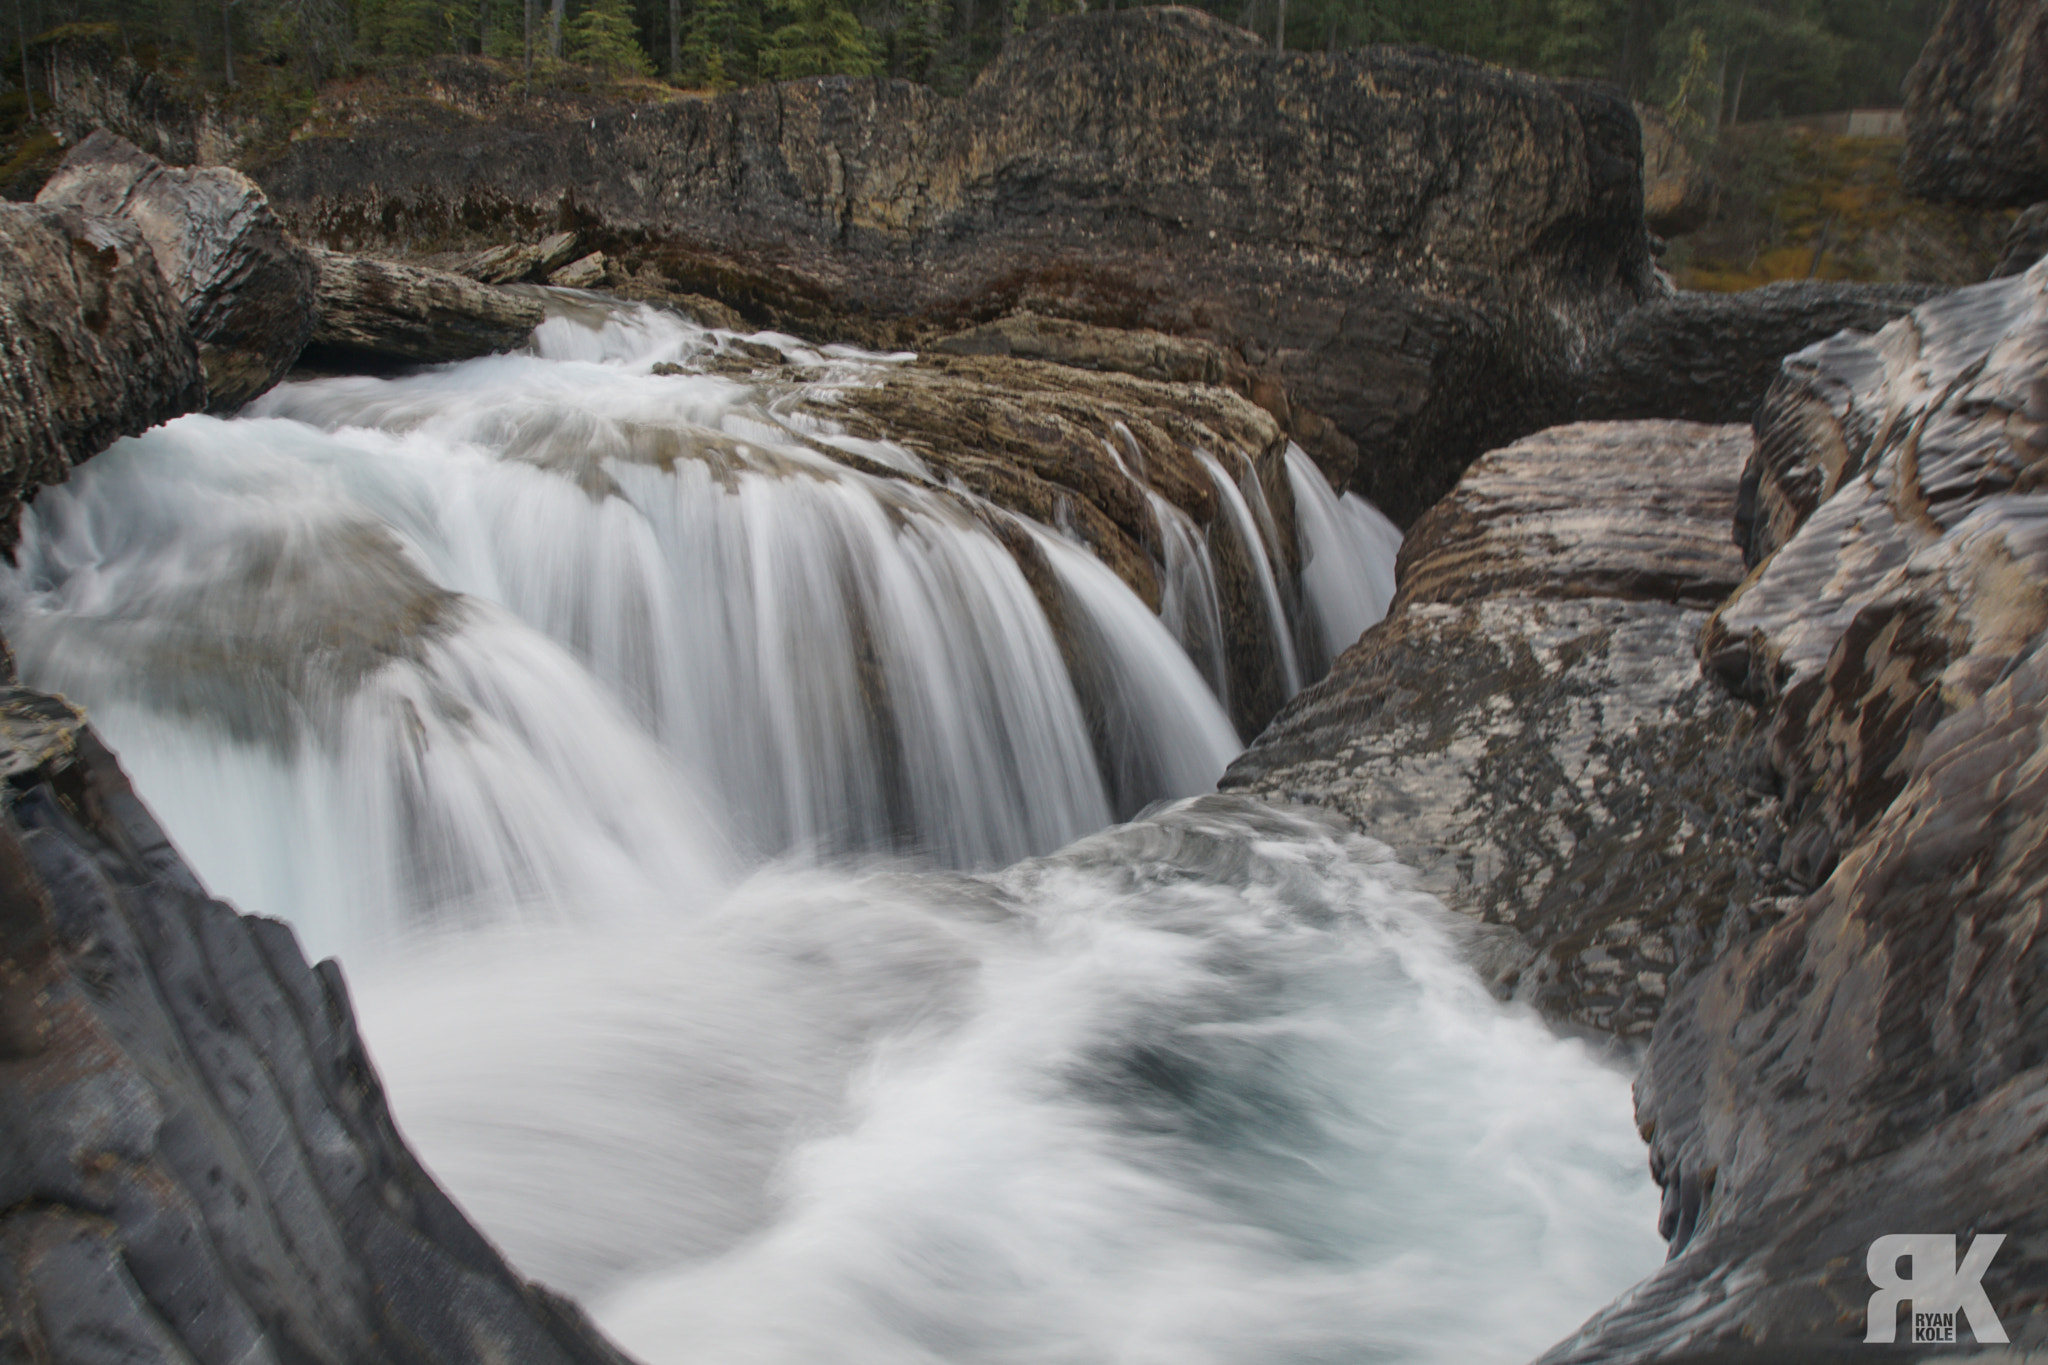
top-left (1392, 420), bottom-right (1749, 612)
top-left (36, 131), bottom-right (314, 410)
top-left (814, 352), bottom-right (1303, 735)
top-left (0, 201), bottom-right (204, 546)
top-left (1638, 102), bottom-right (1716, 238)
top-left (930, 312), bottom-right (1239, 387)
top-left (307, 248), bottom-right (545, 366)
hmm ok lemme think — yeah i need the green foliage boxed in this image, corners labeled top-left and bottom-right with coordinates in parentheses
top-left (566, 0), bottom-right (648, 71)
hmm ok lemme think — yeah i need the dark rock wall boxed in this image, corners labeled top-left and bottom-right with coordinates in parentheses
top-left (253, 7), bottom-right (1660, 525)
top-left (1903, 0), bottom-right (2048, 206)
top-left (0, 688), bottom-right (636, 1365)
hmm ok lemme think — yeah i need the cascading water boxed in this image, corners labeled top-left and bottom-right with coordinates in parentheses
top-left (0, 296), bottom-right (1661, 1363)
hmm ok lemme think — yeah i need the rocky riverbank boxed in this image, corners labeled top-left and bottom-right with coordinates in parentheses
top-left (5, 3), bottom-right (2047, 1359)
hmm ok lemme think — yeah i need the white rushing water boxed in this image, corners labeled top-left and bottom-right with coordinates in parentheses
top-left (0, 296), bottom-right (1660, 1363)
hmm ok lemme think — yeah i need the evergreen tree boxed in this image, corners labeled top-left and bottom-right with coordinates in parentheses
top-left (567, 0), bottom-right (650, 72)
top-left (758, 0), bottom-right (873, 77)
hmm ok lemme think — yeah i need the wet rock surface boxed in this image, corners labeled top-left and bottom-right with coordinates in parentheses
top-left (306, 248), bottom-right (545, 367)
top-left (1574, 281), bottom-right (1946, 427)
top-left (814, 352), bottom-right (1301, 736)
top-left (36, 131), bottom-right (314, 410)
top-left (0, 686), bottom-right (635, 1365)
top-left (1902, 0), bottom-right (2048, 206)
top-left (1224, 420), bottom-right (1781, 1037)
top-left (1551, 258), bottom-right (2048, 1363)
top-left (0, 201), bottom-right (204, 547)
top-left (253, 7), bottom-right (1659, 524)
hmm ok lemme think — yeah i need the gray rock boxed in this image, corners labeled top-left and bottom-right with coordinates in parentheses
top-left (1224, 420), bottom-right (1780, 1037)
top-left (307, 249), bottom-right (545, 367)
top-left (1549, 251), bottom-right (2048, 1365)
top-left (1991, 201), bottom-right (2048, 277)
top-left (1574, 280), bottom-right (1946, 428)
top-left (548, 252), bottom-right (608, 290)
top-left (1903, 0), bottom-right (2048, 206)
top-left (931, 312), bottom-right (1240, 387)
top-left (0, 202), bottom-right (205, 548)
top-left (0, 687), bottom-right (636, 1365)
top-left (36, 131), bottom-right (314, 411)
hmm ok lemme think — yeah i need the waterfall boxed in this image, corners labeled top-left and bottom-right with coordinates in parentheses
top-left (0, 297), bottom-right (1661, 1363)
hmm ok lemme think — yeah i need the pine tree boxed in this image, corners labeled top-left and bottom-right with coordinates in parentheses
top-left (758, 0), bottom-right (874, 77)
top-left (567, 0), bottom-right (650, 72)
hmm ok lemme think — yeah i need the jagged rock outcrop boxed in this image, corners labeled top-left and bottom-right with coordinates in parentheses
top-left (809, 351), bottom-right (1301, 736)
top-left (1574, 281), bottom-right (1946, 427)
top-left (0, 201), bottom-right (204, 547)
top-left (306, 249), bottom-right (545, 367)
top-left (1902, 0), bottom-right (2048, 205)
top-left (36, 131), bottom-right (314, 410)
top-left (1547, 257), bottom-right (2048, 1364)
top-left (252, 7), bottom-right (1659, 525)
top-left (1223, 420), bottom-right (1781, 1036)
top-left (0, 687), bottom-right (636, 1365)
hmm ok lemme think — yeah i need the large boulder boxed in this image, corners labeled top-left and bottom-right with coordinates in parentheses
top-left (306, 249), bottom-right (546, 367)
top-left (1223, 420), bottom-right (1779, 1037)
top-left (1574, 281), bottom-right (1947, 427)
top-left (37, 131), bottom-right (315, 410)
top-left (1903, 0), bottom-right (2048, 205)
top-left (0, 202), bottom-right (204, 546)
top-left (253, 7), bottom-right (1660, 525)
top-left (0, 686), bottom-right (636, 1365)
top-left (1548, 257), bottom-right (2048, 1363)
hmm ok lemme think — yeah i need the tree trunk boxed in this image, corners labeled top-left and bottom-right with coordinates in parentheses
top-left (1711, 41), bottom-right (1728, 130)
top-left (1274, 0), bottom-right (1284, 49)
top-left (549, 0), bottom-right (563, 57)
top-left (1728, 51), bottom-right (1748, 126)
top-left (222, 0), bottom-right (234, 88)
top-left (667, 0), bottom-right (679, 74)
top-left (16, 0), bottom-right (34, 124)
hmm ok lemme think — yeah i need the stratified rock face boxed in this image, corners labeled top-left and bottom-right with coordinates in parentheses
top-left (307, 249), bottom-right (545, 366)
top-left (1392, 421), bottom-right (1750, 611)
top-left (0, 688), bottom-right (635, 1365)
top-left (0, 202), bottom-right (204, 544)
top-left (1703, 266), bottom-right (2048, 885)
top-left (1224, 420), bottom-right (1780, 1037)
top-left (37, 131), bottom-right (315, 410)
top-left (1574, 281), bottom-right (1945, 428)
top-left (254, 7), bottom-right (1659, 524)
top-left (1993, 201), bottom-right (2048, 277)
top-left (1546, 259), bottom-right (2048, 1365)
top-left (1903, 0), bottom-right (2048, 205)
top-left (813, 351), bottom-right (1300, 736)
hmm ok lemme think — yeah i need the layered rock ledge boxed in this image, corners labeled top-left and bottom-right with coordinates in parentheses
top-left (251, 6), bottom-right (1661, 525)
